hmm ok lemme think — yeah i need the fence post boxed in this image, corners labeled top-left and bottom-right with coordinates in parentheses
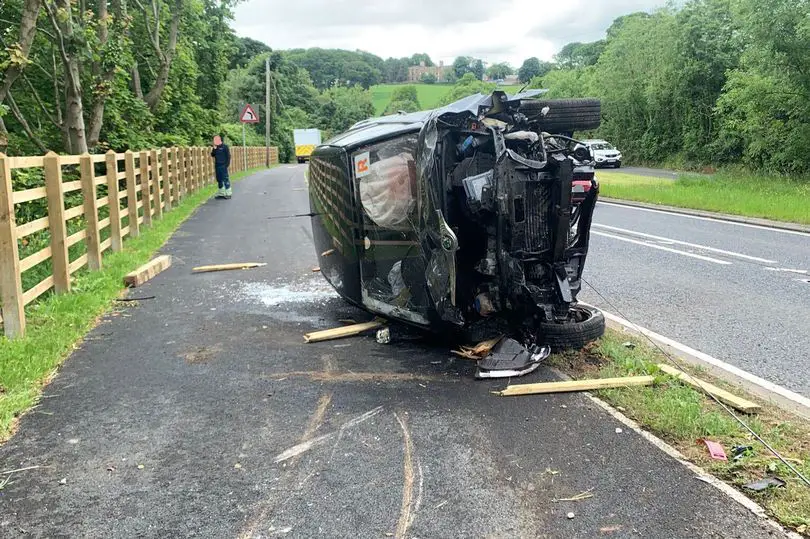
top-left (151, 149), bottom-right (162, 220)
top-left (139, 151), bottom-right (151, 226)
top-left (185, 148), bottom-right (191, 194)
top-left (192, 147), bottom-right (199, 192)
top-left (80, 154), bottom-right (103, 270)
top-left (43, 152), bottom-right (70, 293)
top-left (162, 148), bottom-right (171, 212)
top-left (125, 151), bottom-right (139, 238)
top-left (0, 153), bottom-right (25, 338)
top-left (105, 150), bottom-right (123, 251)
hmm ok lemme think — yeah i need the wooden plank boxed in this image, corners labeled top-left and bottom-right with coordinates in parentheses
top-left (175, 147), bottom-right (185, 201)
top-left (12, 187), bottom-right (47, 204)
top-left (15, 215), bottom-right (49, 238)
top-left (64, 204), bottom-right (84, 220)
top-left (20, 246), bottom-right (52, 272)
top-left (303, 321), bottom-right (385, 344)
top-left (62, 180), bottom-right (82, 193)
top-left (99, 217), bottom-right (111, 229)
top-left (657, 364), bottom-right (761, 414)
top-left (116, 170), bottom-right (127, 180)
top-left (66, 229), bottom-right (87, 247)
top-left (124, 255), bottom-right (172, 287)
top-left (94, 175), bottom-right (106, 186)
top-left (60, 155), bottom-right (81, 165)
top-left (69, 253), bottom-right (88, 274)
top-left (105, 151), bottom-right (123, 251)
top-left (80, 154), bottom-right (102, 270)
top-left (91, 154), bottom-right (106, 163)
top-left (125, 151), bottom-right (139, 238)
top-left (118, 189), bottom-right (128, 200)
top-left (8, 155), bottom-right (44, 168)
top-left (139, 151), bottom-right (152, 226)
top-left (121, 225), bottom-right (130, 237)
top-left (23, 275), bottom-right (54, 305)
top-left (100, 237), bottom-right (112, 252)
top-left (495, 376), bottom-right (657, 397)
top-left (0, 153), bottom-right (26, 337)
top-left (192, 262), bottom-right (267, 273)
top-left (44, 152), bottom-right (70, 293)
top-left (97, 196), bottom-right (109, 208)
top-left (162, 148), bottom-right (171, 212)
top-left (151, 149), bottom-right (162, 219)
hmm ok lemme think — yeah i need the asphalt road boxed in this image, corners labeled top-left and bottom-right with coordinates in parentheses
top-left (596, 166), bottom-right (680, 179)
top-left (0, 165), bottom-right (785, 538)
top-left (581, 200), bottom-right (810, 396)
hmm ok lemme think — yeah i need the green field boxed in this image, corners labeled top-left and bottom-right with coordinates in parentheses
top-left (597, 171), bottom-right (810, 225)
top-left (370, 83), bottom-right (525, 115)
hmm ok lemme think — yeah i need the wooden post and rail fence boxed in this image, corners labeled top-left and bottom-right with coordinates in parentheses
top-left (0, 145), bottom-right (279, 339)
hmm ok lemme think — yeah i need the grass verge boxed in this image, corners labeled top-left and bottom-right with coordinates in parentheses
top-left (0, 167), bottom-right (265, 442)
top-left (551, 330), bottom-right (810, 535)
top-left (596, 170), bottom-right (810, 225)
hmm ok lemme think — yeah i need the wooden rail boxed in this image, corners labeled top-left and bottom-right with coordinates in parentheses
top-left (0, 145), bottom-right (279, 338)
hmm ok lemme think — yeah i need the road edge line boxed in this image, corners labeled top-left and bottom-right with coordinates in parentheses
top-left (583, 392), bottom-right (803, 539)
top-left (590, 306), bottom-right (810, 421)
top-left (598, 197), bottom-right (810, 235)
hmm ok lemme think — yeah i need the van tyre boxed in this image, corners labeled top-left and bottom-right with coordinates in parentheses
top-left (520, 98), bottom-right (602, 133)
top-left (536, 305), bottom-right (605, 351)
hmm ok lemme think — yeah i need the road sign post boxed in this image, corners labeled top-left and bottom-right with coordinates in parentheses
top-left (240, 104), bottom-right (260, 171)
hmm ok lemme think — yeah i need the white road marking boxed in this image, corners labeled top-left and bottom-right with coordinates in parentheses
top-left (592, 231), bottom-right (732, 265)
top-left (597, 201), bottom-right (810, 237)
top-left (592, 223), bottom-right (777, 264)
top-left (765, 267), bottom-right (808, 275)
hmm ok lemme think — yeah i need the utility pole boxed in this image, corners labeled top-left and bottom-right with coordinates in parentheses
top-left (265, 57), bottom-right (271, 167)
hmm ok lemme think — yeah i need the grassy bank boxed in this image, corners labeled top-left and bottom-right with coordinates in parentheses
top-left (0, 167), bottom-right (265, 442)
top-left (370, 83), bottom-right (524, 114)
top-left (551, 330), bottom-right (810, 535)
top-left (597, 170), bottom-right (810, 225)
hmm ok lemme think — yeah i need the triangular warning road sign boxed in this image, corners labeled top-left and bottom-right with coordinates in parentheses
top-left (240, 104), bottom-right (259, 123)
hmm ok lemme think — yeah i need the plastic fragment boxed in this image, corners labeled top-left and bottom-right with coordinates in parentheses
top-left (743, 477), bottom-right (785, 491)
top-left (700, 439), bottom-right (728, 461)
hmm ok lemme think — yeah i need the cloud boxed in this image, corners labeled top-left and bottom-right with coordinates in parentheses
top-left (233, 0), bottom-right (666, 65)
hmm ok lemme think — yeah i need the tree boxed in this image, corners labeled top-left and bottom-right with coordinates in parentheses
top-left (409, 53), bottom-right (433, 67)
top-left (554, 41), bottom-right (606, 69)
top-left (285, 48), bottom-right (383, 89)
top-left (471, 59), bottom-right (485, 81)
top-left (385, 85), bottom-right (421, 114)
top-left (453, 56), bottom-right (472, 79)
top-left (317, 85), bottom-right (375, 135)
top-left (230, 37), bottom-right (270, 70)
top-left (420, 72), bottom-right (437, 84)
top-left (518, 57), bottom-right (550, 83)
top-left (486, 62), bottom-right (513, 80)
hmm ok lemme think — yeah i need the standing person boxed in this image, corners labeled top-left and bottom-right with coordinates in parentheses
top-left (211, 135), bottom-right (232, 199)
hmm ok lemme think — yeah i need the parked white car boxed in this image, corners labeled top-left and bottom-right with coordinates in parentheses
top-left (584, 139), bottom-right (622, 168)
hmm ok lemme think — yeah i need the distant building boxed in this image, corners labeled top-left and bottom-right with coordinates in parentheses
top-left (407, 61), bottom-right (452, 82)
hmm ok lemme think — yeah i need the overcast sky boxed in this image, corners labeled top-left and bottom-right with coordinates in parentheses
top-left (233, 0), bottom-right (667, 66)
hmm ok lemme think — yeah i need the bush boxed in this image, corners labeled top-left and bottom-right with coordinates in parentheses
top-left (421, 73), bottom-right (437, 84)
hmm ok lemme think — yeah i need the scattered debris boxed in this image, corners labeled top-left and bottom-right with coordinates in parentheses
top-left (376, 327), bottom-right (391, 344)
top-left (553, 489), bottom-right (594, 502)
top-left (114, 296), bottom-right (156, 302)
top-left (107, 466), bottom-right (116, 472)
top-left (234, 463), bottom-right (242, 469)
top-left (312, 267), bottom-right (320, 272)
top-left (699, 439), bottom-right (728, 461)
top-left (59, 478), bottom-right (67, 485)
top-left (615, 428), bottom-right (623, 434)
top-left (494, 375), bottom-right (656, 397)
top-left (192, 262), bottom-right (267, 274)
top-left (543, 468), bottom-right (561, 476)
top-left (622, 342), bottom-right (636, 349)
top-left (475, 339), bottom-right (550, 379)
top-left (567, 512), bottom-right (575, 519)
top-left (1, 465), bottom-right (41, 475)
top-left (137, 464), bottom-right (145, 470)
top-left (657, 364), bottom-right (761, 414)
top-left (124, 255), bottom-right (172, 287)
top-left (743, 477), bottom-right (785, 491)
top-left (452, 336), bottom-right (502, 360)
top-left (731, 445), bottom-right (754, 461)
top-left (434, 500), bottom-right (448, 510)
top-left (600, 525), bottom-right (623, 534)
top-left (303, 321), bottom-right (385, 343)
top-left (338, 319), bottom-right (357, 325)
top-left (321, 249), bottom-right (335, 257)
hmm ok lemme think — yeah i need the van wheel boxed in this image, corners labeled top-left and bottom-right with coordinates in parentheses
top-left (520, 98), bottom-right (602, 133)
top-left (536, 305), bottom-right (605, 351)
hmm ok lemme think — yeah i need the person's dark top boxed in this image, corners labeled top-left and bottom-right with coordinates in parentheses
top-left (211, 144), bottom-right (231, 167)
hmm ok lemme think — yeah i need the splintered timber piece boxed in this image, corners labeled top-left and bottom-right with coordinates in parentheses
top-left (191, 263), bottom-right (267, 273)
top-left (657, 364), bottom-right (760, 414)
top-left (495, 376), bottom-right (656, 397)
top-left (123, 255), bottom-right (172, 287)
top-left (303, 321), bottom-right (385, 343)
